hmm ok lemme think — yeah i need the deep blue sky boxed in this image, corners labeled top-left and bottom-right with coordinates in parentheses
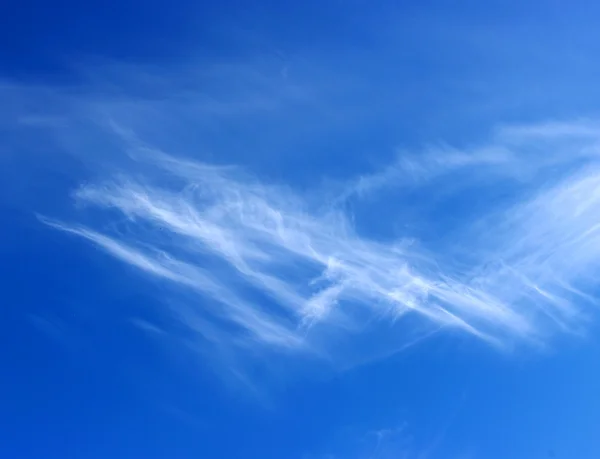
top-left (2, 1), bottom-right (600, 459)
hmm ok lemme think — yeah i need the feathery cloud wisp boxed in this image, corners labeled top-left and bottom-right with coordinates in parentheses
top-left (35, 117), bottom-right (600, 366)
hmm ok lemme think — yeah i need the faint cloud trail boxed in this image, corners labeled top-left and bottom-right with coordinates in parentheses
top-left (37, 118), bottom-right (600, 366)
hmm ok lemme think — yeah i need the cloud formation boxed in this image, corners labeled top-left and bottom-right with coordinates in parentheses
top-left (37, 117), bottom-right (600, 365)
top-left (4, 63), bottom-right (599, 367)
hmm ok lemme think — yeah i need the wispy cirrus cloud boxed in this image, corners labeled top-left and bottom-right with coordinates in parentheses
top-left (3, 62), bottom-right (600, 369)
top-left (40, 118), bottom-right (600, 363)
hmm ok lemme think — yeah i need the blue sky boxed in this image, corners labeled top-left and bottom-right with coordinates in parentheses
top-left (2, 1), bottom-right (600, 458)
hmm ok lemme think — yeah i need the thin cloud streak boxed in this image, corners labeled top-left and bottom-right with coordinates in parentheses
top-left (41, 217), bottom-right (305, 350)
top-left (39, 119), bottom-right (600, 365)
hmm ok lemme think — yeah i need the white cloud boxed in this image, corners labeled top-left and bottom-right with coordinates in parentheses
top-left (4, 61), bottom-right (600, 369)
top-left (35, 116), bottom-right (600, 367)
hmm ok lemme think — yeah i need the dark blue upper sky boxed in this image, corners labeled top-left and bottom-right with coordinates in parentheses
top-left (2, 1), bottom-right (600, 458)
